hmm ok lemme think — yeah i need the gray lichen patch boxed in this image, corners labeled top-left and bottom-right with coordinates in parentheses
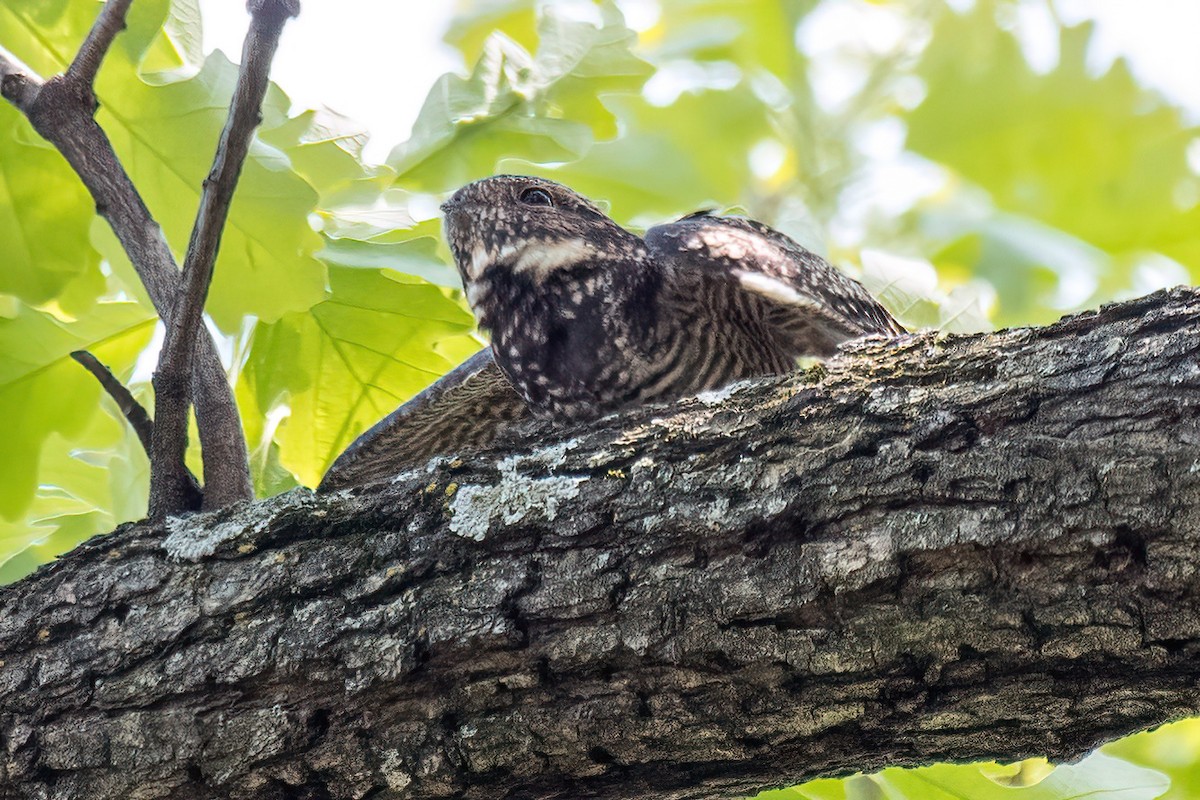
top-left (449, 440), bottom-right (587, 541)
top-left (694, 379), bottom-right (754, 406)
top-left (162, 493), bottom-right (302, 561)
top-left (163, 516), bottom-right (249, 561)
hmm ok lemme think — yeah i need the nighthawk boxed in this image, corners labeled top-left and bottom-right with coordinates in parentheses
top-left (319, 176), bottom-right (904, 490)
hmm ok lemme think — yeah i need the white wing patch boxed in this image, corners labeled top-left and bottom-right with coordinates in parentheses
top-left (736, 271), bottom-right (804, 304)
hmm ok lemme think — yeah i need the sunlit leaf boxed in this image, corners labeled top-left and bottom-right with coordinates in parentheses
top-left (241, 267), bottom-right (476, 488)
top-left (1104, 718), bottom-right (1200, 800)
top-left (0, 110), bottom-right (103, 314)
top-left (507, 87), bottom-right (774, 222)
top-left (649, 0), bottom-right (798, 79)
top-left (96, 52), bottom-right (328, 329)
top-left (259, 106), bottom-right (391, 206)
top-left (389, 0), bottom-right (652, 191)
top-left (0, 299), bottom-right (154, 521)
top-left (0, 0), bottom-right (198, 314)
top-left (861, 249), bottom-right (993, 332)
top-left (908, 2), bottom-right (1200, 316)
top-left (923, 207), bottom-right (1109, 326)
top-left (444, 0), bottom-right (538, 65)
top-left (755, 752), bottom-right (1168, 800)
top-left (0, 410), bottom-right (149, 585)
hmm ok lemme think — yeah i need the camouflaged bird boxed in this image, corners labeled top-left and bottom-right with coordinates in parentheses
top-left (319, 175), bottom-right (904, 491)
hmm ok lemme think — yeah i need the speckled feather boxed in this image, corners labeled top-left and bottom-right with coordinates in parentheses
top-left (319, 176), bottom-right (904, 490)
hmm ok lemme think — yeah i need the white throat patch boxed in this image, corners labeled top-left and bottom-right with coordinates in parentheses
top-left (512, 238), bottom-right (595, 277)
top-left (466, 237), bottom-right (597, 284)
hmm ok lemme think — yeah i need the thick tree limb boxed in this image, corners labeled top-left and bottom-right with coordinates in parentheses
top-left (1, 288), bottom-right (1198, 799)
top-left (0, 2), bottom-right (253, 509)
top-left (150, 0), bottom-right (298, 518)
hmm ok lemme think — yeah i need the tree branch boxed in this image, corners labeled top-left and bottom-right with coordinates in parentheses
top-left (68, 350), bottom-right (203, 510)
top-left (149, 0), bottom-right (298, 518)
top-left (2, 288), bottom-right (1198, 799)
top-left (69, 350), bottom-right (156, 452)
top-left (63, 0), bottom-right (133, 88)
top-left (0, 1), bottom-right (254, 509)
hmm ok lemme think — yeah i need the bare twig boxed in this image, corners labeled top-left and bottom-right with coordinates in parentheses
top-left (149, 0), bottom-right (298, 518)
top-left (0, 1), bottom-right (255, 509)
top-left (64, 0), bottom-right (133, 88)
top-left (69, 350), bottom-right (203, 510)
top-left (70, 350), bottom-right (155, 452)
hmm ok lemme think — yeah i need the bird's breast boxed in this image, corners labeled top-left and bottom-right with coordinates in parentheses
top-left (476, 266), bottom-right (662, 421)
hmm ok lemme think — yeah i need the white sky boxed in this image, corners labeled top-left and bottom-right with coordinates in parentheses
top-left (199, 1), bottom-right (458, 163)
top-left (197, 0), bottom-right (1200, 165)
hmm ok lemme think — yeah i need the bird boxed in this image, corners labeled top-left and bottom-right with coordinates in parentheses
top-left (319, 176), bottom-right (904, 491)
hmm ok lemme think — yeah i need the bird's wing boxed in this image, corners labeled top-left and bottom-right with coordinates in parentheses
top-left (318, 348), bottom-right (531, 492)
top-left (645, 215), bottom-right (904, 358)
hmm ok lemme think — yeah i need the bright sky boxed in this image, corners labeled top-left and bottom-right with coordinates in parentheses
top-left (197, 0), bottom-right (1200, 165)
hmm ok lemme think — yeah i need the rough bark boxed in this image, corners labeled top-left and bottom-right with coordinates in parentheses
top-left (2, 287), bottom-right (1199, 800)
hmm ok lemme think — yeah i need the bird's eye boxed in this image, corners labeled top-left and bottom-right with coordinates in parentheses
top-left (519, 187), bottom-right (554, 207)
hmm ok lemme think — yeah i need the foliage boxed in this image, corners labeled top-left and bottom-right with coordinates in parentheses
top-left (0, 0), bottom-right (1197, 795)
top-left (759, 751), bottom-right (1168, 800)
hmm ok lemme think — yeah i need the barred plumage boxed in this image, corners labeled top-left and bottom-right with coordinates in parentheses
top-left (319, 176), bottom-right (903, 491)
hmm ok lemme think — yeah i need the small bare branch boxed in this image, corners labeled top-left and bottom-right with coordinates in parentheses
top-left (70, 350), bottom-right (204, 511)
top-left (64, 0), bottom-right (134, 89)
top-left (70, 350), bottom-right (155, 453)
top-left (0, 2), bottom-right (254, 510)
top-left (149, 0), bottom-right (298, 518)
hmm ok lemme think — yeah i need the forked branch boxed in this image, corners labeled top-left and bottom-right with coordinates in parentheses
top-left (0, 0), bottom-right (255, 510)
top-left (149, 0), bottom-right (299, 518)
top-left (69, 350), bottom-right (203, 510)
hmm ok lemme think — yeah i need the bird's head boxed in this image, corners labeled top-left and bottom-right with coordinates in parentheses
top-left (441, 176), bottom-right (639, 294)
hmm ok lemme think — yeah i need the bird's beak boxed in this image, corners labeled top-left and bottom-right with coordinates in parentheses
top-left (440, 188), bottom-right (467, 216)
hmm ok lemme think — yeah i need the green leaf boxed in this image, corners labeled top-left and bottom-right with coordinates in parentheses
top-left (137, 0), bottom-right (205, 76)
top-left (0, 0), bottom-right (329, 330)
top-left (319, 233), bottom-right (460, 289)
top-left (0, 413), bottom-right (149, 585)
top-left (0, 110), bottom-right (104, 313)
top-left (923, 208), bottom-right (1111, 327)
top-left (860, 249), bottom-right (994, 333)
top-left (0, 0), bottom-right (194, 314)
top-left (649, 0), bottom-right (798, 79)
top-left (241, 267), bottom-right (476, 488)
top-left (753, 776), bottom-right (849, 800)
top-left (258, 106), bottom-right (392, 206)
top-left (1104, 718), bottom-right (1200, 800)
top-left (877, 752), bottom-right (1167, 800)
top-left (908, 3), bottom-right (1200, 310)
top-left (506, 87), bottom-right (774, 222)
top-left (95, 51), bottom-right (328, 329)
top-left (0, 300), bottom-right (155, 521)
top-left (389, 0), bottom-right (652, 191)
top-left (444, 0), bottom-right (538, 65)
top-left (755, 752), bottom-right (1168, 800)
